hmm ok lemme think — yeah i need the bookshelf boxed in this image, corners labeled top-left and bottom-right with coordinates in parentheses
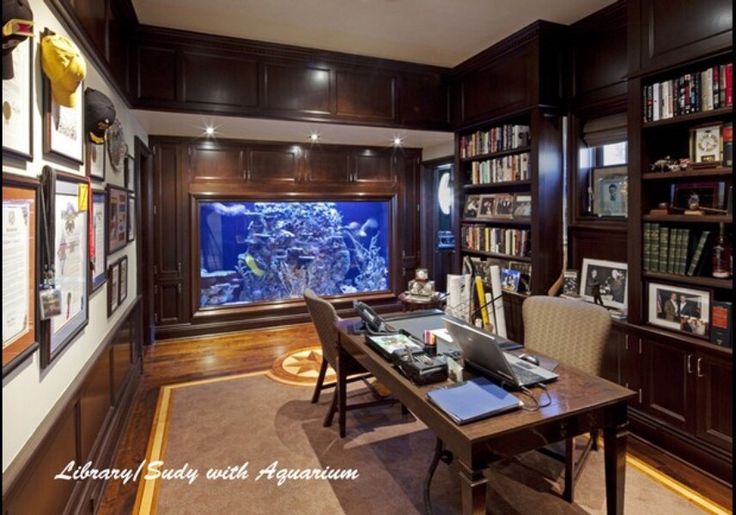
top-left (454, 107), bottom-right (563, 297)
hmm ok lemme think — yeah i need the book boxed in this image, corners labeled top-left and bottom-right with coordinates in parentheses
top-left (667, 228), bottom-right (677, 273)
top-left (678, 229), bottom-right (691, 275)
top-left (650, 223), bottom-right (660, 272)
top-left (686, 231), bottom-right (712, 276)
top-left (658, 226), bottom-right (669, 273)
top-left (723, 122), bottom-right (733, 167)
top-left (711, 301), bottom-right (732, 348)
top-left (427, 376), bottom-right (521, 425)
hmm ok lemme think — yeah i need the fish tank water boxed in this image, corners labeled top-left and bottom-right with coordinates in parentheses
top-left (199, 200), bottom-right (390, 307)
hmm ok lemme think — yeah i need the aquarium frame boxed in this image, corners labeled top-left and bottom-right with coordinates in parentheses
top-left (190, 193), bottom-right (399, 317)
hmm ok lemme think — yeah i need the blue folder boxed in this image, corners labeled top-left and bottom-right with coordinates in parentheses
top-left (427, 377), bottom-right (522, 425)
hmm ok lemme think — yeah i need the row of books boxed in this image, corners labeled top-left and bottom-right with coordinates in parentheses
top-left (469, 153), bottom-right (530, 184)
top-left (643, 63), bottom-right (733, 122)
top-left (643, 223), bottom-right (711, 276)
top-left (461, 225), bottom-right (530, 258)
top-left (459, 124), bottom-right (530, 159)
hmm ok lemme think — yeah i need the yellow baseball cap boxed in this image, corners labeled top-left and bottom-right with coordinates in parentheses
top-left (40, 33), bottom-right (86, 107)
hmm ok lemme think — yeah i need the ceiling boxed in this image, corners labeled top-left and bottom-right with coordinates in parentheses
top-left (131, 0), bottom-right (614, 67)
top-left (133, 110), bottom-right (454, 151)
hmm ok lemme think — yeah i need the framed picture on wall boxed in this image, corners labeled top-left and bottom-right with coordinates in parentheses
top-left (118, 256), bottom-right (128, 305)
top-left (89, 190), bottom-right (107, 294)
top-left (592, 166), bottom-right (627, 217)
top-left (2, 175), bottom-right (40, 376)
top-left (127, 195), bottom-right (136, 242)
top-left (647, 282), bottom-right (711, 339)
top-left (124, 154), bottom-right (135, 192)
top-left (107, 185), bottom-right (128, 254)
top-left (2, 38), bottom-right (33, 160)
top-left (85, 141), bottom-right (106, 181)
top-left (43, 78), bottom-right (84, 165)
top-left (108, 260), bottom-right (120, 317)
top-left (580, 258), bottom-right (628, 311)
top-left (40, 167), bottom-right (89, 368)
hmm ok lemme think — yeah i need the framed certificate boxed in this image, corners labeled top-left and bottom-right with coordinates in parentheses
top-left (2, 38), bottom-right (33, 161)
top-left (2, 175), bottom-right (40, 376)
top-left (85, 141), bottom-right (106, 181)
top-left (118, 255), bottom-right (129, 305)
top-left (89, 190), bottom-right (108, 294)
top-left (108, 260), bottom-right (120, 317)
top-left (41, 167), bottom-right (89, 368)
top-left (107, 185), bottom-right (128, 254)
top-left (43, 77), bottom-right (84, 166)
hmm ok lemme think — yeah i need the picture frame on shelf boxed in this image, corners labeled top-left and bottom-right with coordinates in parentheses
top-left (118, 256), bottom-right (128, 305)
top-left (40, 167), bottom-right (89, 368)
top-left (671, 182), bottom-right (726, 213)
top-left (127, 195), bottom-right (136, 242)
top-left (500, 268), bottom-right (520, 292)
top-left (562, 270), bottom-right (580, 297)
top-left (85, 141), bottom-right (105, 181)
top-left (491, 193), bottom-right (514, 219)
top-left (463, 195), bottom-right (480, 218)
top-left (2, 175), bottom-right (40, 376)
top-left (89, 190), bottom-right (107, 294)
top-left (2, 38), bottom-right (33, 161)
top-left (478, 195), bottom-right (495, 219)
top-left (509, 261), bottom-right (532, 294)
top-left (592, 166), bottom-right (627, 217)
top-left (107, 185), bottom-right (128, 254)
top-left (647, 282), bottom-right (711, 339)
top-left (43, 77), bottom-right (84, 165)
top-left (689, 123), bottom-right (723, 166)
top-left (108, 260), bottom-right (120, 317)
top-left (512, 194), bottom-right (532, 219)
top-left (124, 154), bottom-right (135, 192)
top-left (580, 258), bottom-right (628, 311)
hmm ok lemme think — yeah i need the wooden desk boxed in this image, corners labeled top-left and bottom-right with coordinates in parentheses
top-left (336, 320), bottom-right (636, 515)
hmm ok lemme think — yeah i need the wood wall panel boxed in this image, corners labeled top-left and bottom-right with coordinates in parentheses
top-left (154, 144), bottom-right (180, 276)
top-left (111, 320), bottom-right (132, 404)
top-left (188, 145), bottom-right (245, 181)
top-left (304, 149), bottom-right (351, 183)
top-left (182, 52), bottom-right (258, 108)
top-left (249, 148), bottom-right (299, 183)
top-left (264, 63), bottom-right (331, 114)
top-left (71, 0), bottom-right (107, 56)
top-left (335, 69), bottom-right (395, 121)
top-left (137, 46), bottom-right (177, 101)
top-left (79, 348), bottom-right (112, 459)
top-left (353, 152), bottom-right (394, 183)
top-left (569, 227), bottom-right (628, 271)
top-left (400, 73), bottom-right (448, 125)
top-left (106, 1), bottom-right (128, 91)
top-left (157, 282), bottom-right (184, 324)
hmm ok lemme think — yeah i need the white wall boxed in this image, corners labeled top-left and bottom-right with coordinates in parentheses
top-left (2, 0), bottom-right (148, 472)
top-left (422, 139), bottom-right (455, 161)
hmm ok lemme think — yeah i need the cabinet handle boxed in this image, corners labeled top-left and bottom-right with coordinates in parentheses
top-left (177, 261), bottom-right (182, 273)
top-left (638, 340), bottom-right (642, 354)
top-left (696, 357), bottom-right (704, 378)
top-left (624, 335), bottom-right (629, 351)
top-left (686, 354), bottom-right (693, 374)
top-left (638, 388), bottom-right (642, 404)
top-left (177, 284), bottom-right (182, 294)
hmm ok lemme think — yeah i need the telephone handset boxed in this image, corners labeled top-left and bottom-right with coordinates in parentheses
top-left (353, 301), bottom-right (395, 334)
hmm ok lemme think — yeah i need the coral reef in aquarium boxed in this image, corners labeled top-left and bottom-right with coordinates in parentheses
top-left (199, 201), bottom-right (389, 307)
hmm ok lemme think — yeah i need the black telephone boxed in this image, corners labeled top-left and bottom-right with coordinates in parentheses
top-left (353, 301), bottom-right (393, 334)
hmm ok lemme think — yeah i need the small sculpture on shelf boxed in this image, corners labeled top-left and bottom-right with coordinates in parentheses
top-left (649, 156), bottom-right (690, 173)
top-left (649, 202), bottom-right (671, 215)
top-left (406, 268), bottom-right (436, 298)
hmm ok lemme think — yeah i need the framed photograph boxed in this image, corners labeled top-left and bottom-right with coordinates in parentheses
top-left (2, 175), bottom-right (40, 376)
top-left (689, 123), bottom-right (723, 166)
top-left (107, 185), bottom-right (128, 254)
top-left (40, 167), bottom-right (89, 368)
top-left (509, 261), bottom-right (532, 294)
top-left (512, 194), bottom-right (532, 219)
top-left (478, 195), bottom-right (495, 219)
top-left (592, 166), bottom-right (628, 217)
top-left (562, 270), bottom-right (579, 297)
top-left (108, 260), bottom-right (120, 317)
top-left (124, 154), bottom-right (135, 192)
top-left (85, 141), bottom-right (106, 181)
top-left (43, 77), bottom-right (84, 165)
top-left (2, 38), bottom-right (33, 160)
top-left (89, 190), bottom-right (107, 294)
top-left (500, 268), bottom-right (521, 292)
top-left (647, 282), bottom-right (711, 338)
top-left (491, 193), bottom-right (514, 219)
top-left (127, 195), bottom-right (136, 242)
top-left (463, 195), bottom-right (480, 218)
top-left (118, 256), bottom-right (128, 304)
top-left (672, 182), bottom-right (726, 212)
top-left (580, 258), bottom-right (628, 311)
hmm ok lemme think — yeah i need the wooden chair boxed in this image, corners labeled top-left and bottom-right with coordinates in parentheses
top-left (303, 289), bottom-right (397, 437)
top-left (522, 295), bottom-right (612, 503)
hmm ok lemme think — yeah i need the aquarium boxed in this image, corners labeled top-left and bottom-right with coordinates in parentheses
top-left (199, 200), bottom-right (391, 307)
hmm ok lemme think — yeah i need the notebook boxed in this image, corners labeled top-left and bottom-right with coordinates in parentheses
top-left (427, 377), bottom-right (522, 425)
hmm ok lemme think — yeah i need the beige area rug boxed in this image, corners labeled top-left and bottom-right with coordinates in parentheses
top-left (134, 373), bottom-right (726, 515)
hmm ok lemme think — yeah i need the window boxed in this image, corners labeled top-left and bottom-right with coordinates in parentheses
top-left (602, 141), bottom-right (628, 166)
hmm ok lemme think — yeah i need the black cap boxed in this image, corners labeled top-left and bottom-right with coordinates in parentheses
top-left (2, 0), bottom-right (34, 80)
top-left (84, 88), bottom-right (116, 144)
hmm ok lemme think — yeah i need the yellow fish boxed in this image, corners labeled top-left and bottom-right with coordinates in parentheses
top-left (245, 254), bottom-right (266, 277)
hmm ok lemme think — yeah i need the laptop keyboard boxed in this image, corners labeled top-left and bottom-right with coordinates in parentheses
top-left (511, 363), bottom-right (546, 385)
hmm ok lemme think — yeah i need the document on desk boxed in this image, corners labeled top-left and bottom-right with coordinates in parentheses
top-left (427, 377), bottom-right (521, 425)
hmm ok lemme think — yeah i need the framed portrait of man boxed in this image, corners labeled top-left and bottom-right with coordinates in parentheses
top-left (580, 258), bottom-right (628, 311)
top-left (592, 166), bottom-right (627, 217)
top-left (647, 282), bottom-right (711, 339)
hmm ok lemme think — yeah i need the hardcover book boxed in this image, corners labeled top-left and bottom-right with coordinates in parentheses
top-left (711, 301), bottom-right (732, 348)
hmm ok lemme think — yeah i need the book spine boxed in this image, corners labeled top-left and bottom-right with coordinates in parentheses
top-left (686, 231), bottom-right (711, 276)
top-left (713, 65), bottom-right (720, 109)
top-left (711, 301), bottom-right (733, 348)
top-left (643, 223), bottom-right (651, 271)
top-left (659, 227), bottom-right (669, 273)
top-left (667, 229), bottom-right (678, 274)
top-left (651, 223), bottom-right (660, 272)
top-left (723, 122), bottom-right (733, 167)
top-left (653, 83), bottom-right (660, 121)
top-left (726, 63), bottom-right (733, 107)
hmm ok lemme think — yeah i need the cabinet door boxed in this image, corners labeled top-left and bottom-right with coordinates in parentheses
top-left (601, 327), bottom-right (624, 384)
top-left (155, 280), bottom-right (185, 326)
top-left (620, 334), bottom-right (642, 406)
top-left (640, 338), bottom-right (692, 431)
top-left (694, 354), bottom-right (732, 451)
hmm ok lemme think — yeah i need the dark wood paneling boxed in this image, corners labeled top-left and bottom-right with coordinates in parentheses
top-left (79, 348), bottom-right (112, 459)
top-left (137, 46), bottom-right (177, 102)
top-left (70, 0), bottom-right (106, 57)
top-left (154, 144), bottom-right (180, 276)
top-left (106, 1), bottom-right (129, 91)
top-left (182, 51), bottom-right (258, 108)
top-left (569, 226), bottom-right (628, 271)
top-left (353, 152), bottom-right (394, 183)
top-left (188, 144), bottom-right (245, 181)
top-left (111, 319), bottom-right (132, 404)
top-left (157, 281), bottom-right (184, 324)
top-left (336, 69), bottom-right (395, 121)
top-left (400, 73), bottom-right (448, 125)
top-left (641, 338), bottom-right (690, 430)
top-left (696, 354), bottom-right (732, 451)
top-left (264, 62), bottom-right (331, 114)
top-left (248, 147), bottom-right (299, 183)
top-left (304, 148), bottom-right (350, 183)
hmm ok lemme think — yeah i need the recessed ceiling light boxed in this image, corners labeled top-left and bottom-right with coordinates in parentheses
top-left (205, 126), bottom-right (215, 136)
top-left (392, 136), bottom-right (403, 147)
top-left (309, 132), bottom-right (320, 142)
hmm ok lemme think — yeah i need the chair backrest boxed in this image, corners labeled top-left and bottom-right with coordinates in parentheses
top-left (522, 296), bottom-right (611, 376)
top-left (303, 289), bottom-right (340, 366)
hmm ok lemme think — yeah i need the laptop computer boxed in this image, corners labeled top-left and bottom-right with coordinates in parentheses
top-left (443, 318), bottom-right (558, 388)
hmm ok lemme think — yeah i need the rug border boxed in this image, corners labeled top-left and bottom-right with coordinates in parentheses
top-left (132, 371), bottom-right (730, 515)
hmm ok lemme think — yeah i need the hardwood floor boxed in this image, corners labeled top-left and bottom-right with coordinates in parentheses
top-left (98, 323), bottom-right (732, 514)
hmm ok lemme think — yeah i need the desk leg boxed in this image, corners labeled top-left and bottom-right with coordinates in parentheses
top-left (337, 343), bottom-right (347, 439)
top-left (458, 461), bottom-right (487, 515)
top-left (603, 422), bottom-right (627, 515)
